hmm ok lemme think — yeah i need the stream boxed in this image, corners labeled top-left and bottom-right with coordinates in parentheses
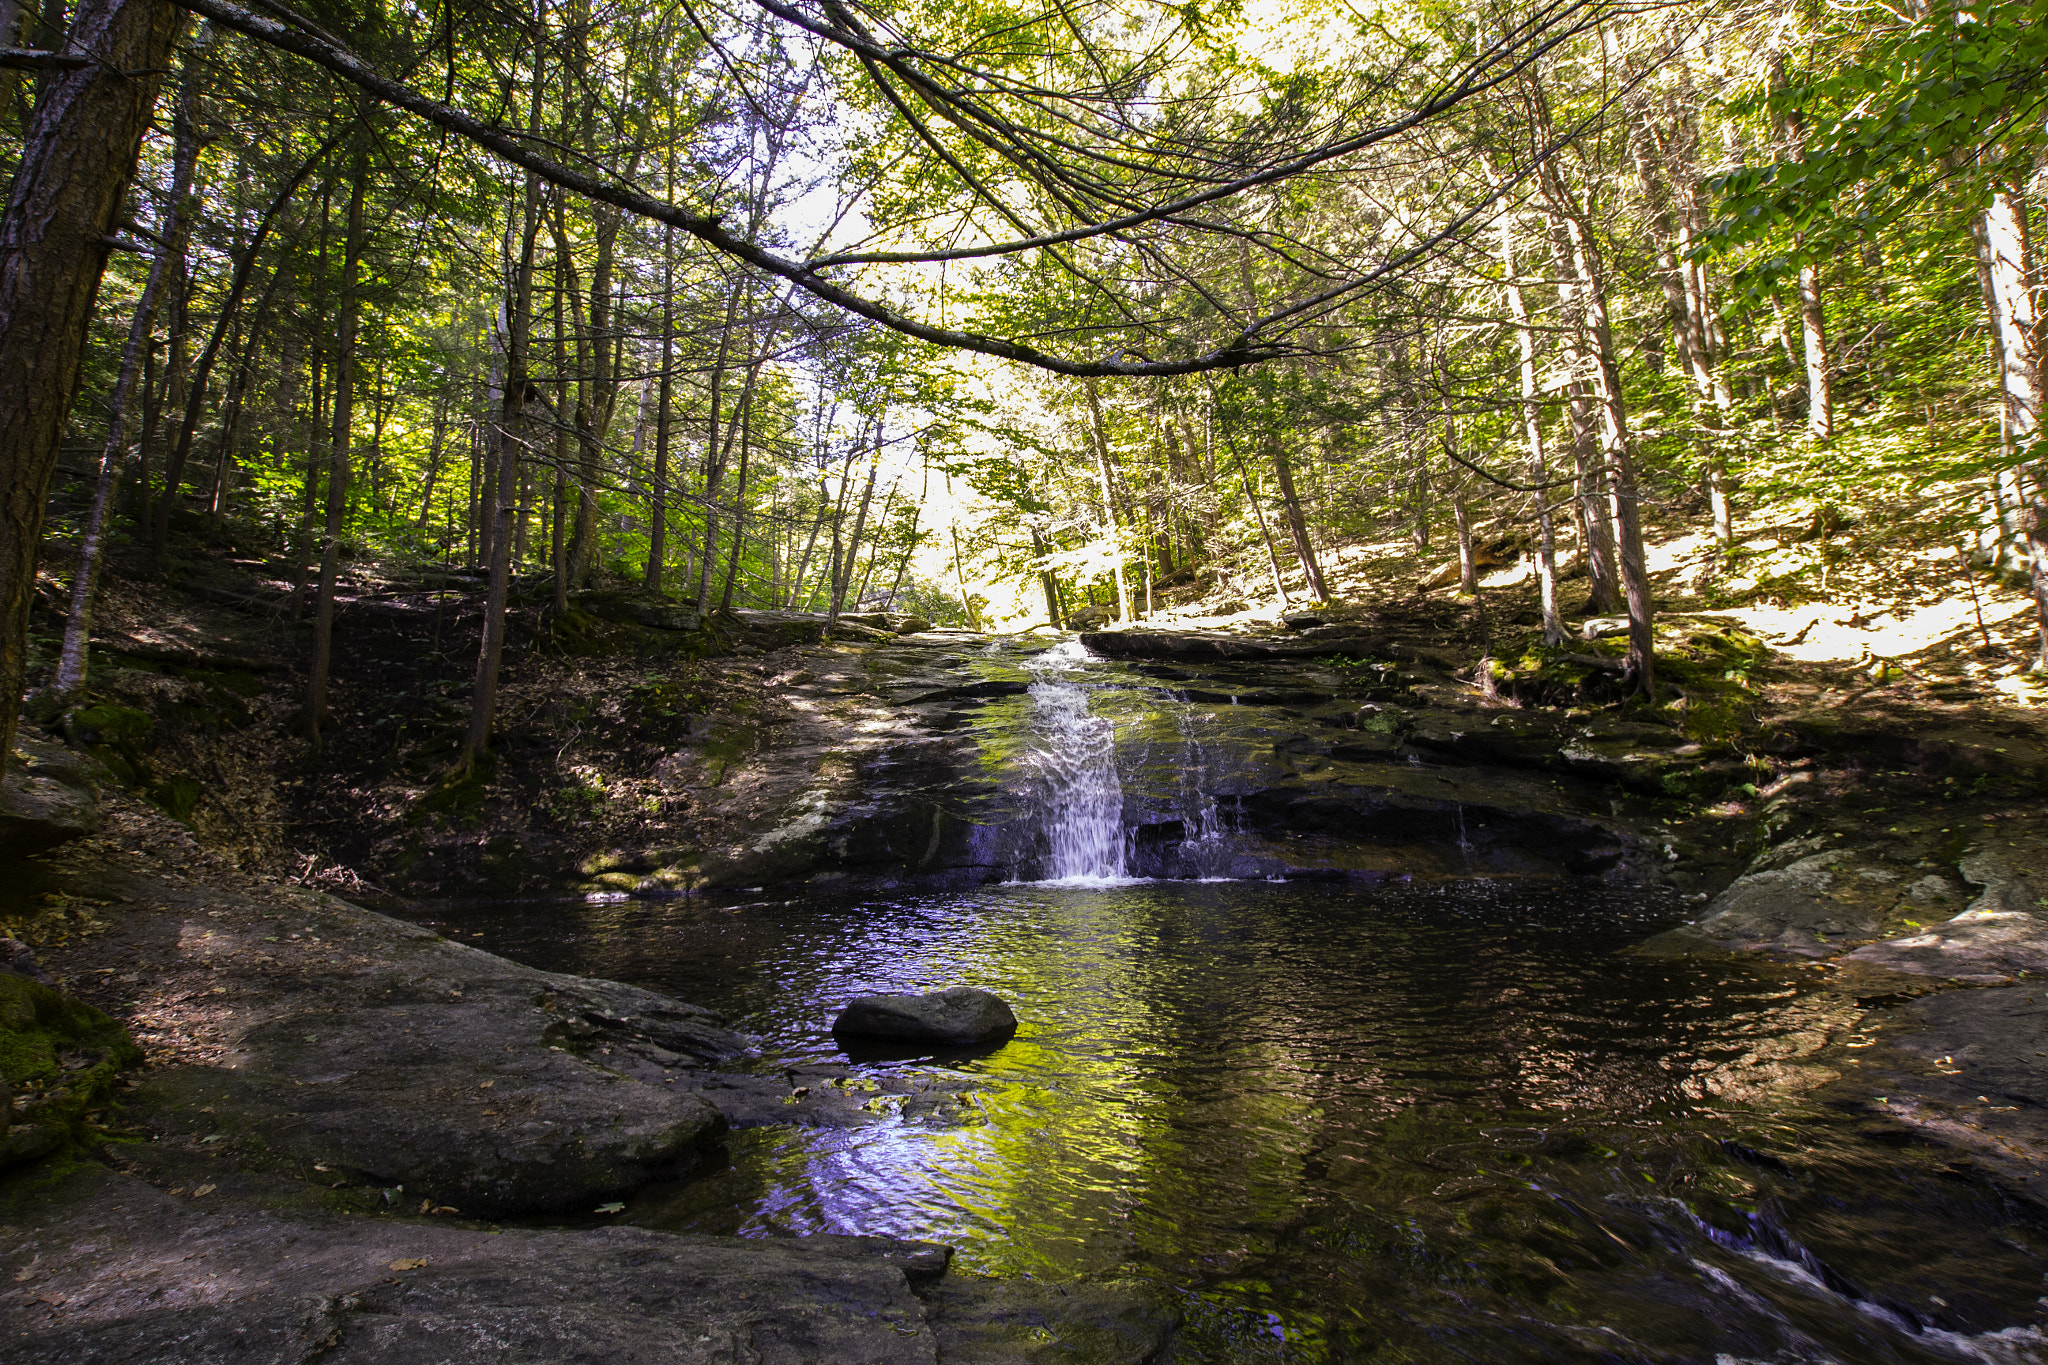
top-left (411, 642), bottom-right (2048, 1363)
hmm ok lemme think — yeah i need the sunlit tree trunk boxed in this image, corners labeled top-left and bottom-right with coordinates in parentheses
top-left (1265, 427), bottom-right (1328, 603)
top-left (1975, 185), bottom-right (2047, 666)
top-left (1796, 264), bottom-right (1833, 441)
top-left (1541, 149), bottom-right (1655, 693)
top-left (1452, 490), bottom-right (1477, 595)
top-left (1084, 377), bottom-right (1134, 622)
top-left (1498, 213), bottom-right (1562, 644)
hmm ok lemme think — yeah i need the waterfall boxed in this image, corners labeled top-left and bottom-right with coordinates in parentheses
top-left (1022, 640), bottom-right (1132, 883)
top-left (1169, 695), bottom-right (1233, 878)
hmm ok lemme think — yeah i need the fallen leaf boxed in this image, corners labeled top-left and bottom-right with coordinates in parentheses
top-left (478, 1080), bottom-right (493, 1089)
top-left (594, 1202), bottom-right (625, 1214)
top-left (191, 1185), bottom-right (215, 1197)
top-left (388, 1258), bottom-right (427, 1271)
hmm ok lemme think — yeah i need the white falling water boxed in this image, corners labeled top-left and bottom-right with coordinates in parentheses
top-left (1023, 640), bottom-right (1134, 884)
top-left (1169, 694), bottom-right (1234, 878)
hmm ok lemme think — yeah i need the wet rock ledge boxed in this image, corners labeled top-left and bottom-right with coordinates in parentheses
top-left (0, 794), bottom-right (1176, 1362)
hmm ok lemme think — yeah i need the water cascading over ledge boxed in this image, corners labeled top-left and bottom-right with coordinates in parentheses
top-left (1014, 639), bottom-right (1241, 883)
top-left (995, 634), bottom-right (1643, 885)
top-left (1019, 640), bottom-right (1133, 882)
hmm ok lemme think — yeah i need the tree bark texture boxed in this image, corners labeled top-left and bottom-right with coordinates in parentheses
top-left (51, 93), bottom-right (197, 699)
top-left (461, 170), bottom-right (541, 773)
top-left (0, 0), bottom-right (183, 781)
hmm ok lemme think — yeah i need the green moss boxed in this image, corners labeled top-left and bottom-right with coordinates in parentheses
top-left (418, 757), bottom-right (494, 813)
top-left (0, 975), bottom-right (140, 1089)
top-left (1, 975), bottom-right (140, 1167)
top-left (70, 703), bottom-right (153, 746)
top-left (148, 775), bottom-right (206, 822)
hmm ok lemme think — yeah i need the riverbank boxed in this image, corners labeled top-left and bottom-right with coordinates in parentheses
top-left (0, 788), bottom-right (1180, 1361)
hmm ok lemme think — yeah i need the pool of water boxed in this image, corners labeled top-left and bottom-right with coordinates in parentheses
top-left (414, 879), bottom-right (2048, 1363)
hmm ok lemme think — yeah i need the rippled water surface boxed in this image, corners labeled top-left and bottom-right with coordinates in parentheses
top-left (420, 880), bottom-right (2048, 1362)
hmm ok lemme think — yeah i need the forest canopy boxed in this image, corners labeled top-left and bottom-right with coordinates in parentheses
top-left (0, 0), bottom-right (2043, 778)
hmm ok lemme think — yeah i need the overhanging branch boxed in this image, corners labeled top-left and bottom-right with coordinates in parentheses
top-left (175, 0), bottom-right (1283, 377)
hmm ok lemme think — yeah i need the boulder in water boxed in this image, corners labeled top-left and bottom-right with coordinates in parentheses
top-left (832, 987), bottom-right (1017, 1045)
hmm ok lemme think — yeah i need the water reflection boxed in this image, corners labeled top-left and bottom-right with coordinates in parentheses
top-left (416, 881), bottom-right (2048, 1363)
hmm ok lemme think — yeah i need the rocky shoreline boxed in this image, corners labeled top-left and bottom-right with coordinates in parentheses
top-left (0, 793), bottom-right (1178, 1361)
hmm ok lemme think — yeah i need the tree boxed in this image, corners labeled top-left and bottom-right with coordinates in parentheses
top-left (0, 0), bottom-right (184, 782)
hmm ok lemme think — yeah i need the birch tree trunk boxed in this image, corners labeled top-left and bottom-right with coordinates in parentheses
top-left (1084, 377), bottom-right (1134, 622)
top-left (1976, 186), bottom-right (2047, 667)
top-left (1498, 213), bottom-right (1563, 644)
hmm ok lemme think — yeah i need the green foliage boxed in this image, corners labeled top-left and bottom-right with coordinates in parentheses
top-left (1704, 1), bottom-right (2048, 284)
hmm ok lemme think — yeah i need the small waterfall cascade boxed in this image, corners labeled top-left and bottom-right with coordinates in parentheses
top-left (1022, 639), bottom-right (1131, 882)
top-left (1167, 693), bottom-right (1234, 878)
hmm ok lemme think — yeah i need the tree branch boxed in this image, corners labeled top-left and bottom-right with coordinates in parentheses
top-left (176, 0), bottom-right (1286, 377)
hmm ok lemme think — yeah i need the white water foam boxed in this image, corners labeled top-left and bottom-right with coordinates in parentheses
top-left (1019, 640), bottom-right (1142, 885)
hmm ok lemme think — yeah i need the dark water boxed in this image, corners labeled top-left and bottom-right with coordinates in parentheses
top-left (416, 880), bottom-right (2048, 1363)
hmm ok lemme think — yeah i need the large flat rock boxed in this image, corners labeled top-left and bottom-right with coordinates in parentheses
top-left (3, 1161), bottom-right (1177, 1364)
top-left (20, 802), bottom-right (744, 1216)
top-left (5, 1165), bottom-right (944, 1364)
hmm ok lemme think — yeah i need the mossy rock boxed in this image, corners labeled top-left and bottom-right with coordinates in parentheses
top-left (69, 703), bottom-right (152, 748)
top-left (147, 774), bottom-right (206, 822)
top-left (0, 972), bottom-right (140, 1168)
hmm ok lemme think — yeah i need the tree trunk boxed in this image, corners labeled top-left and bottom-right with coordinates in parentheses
top-left (51, 95), bottom-right (196, 699)
top-left (1544, 171), bottom-right (1654, 693)
top-left (644, 225), bottom-right (674, 593)
top-left (1797, 263), bottom-right (1833, 441)
top-left (1452, 492), bottom-right (1479, 594)
top-left (785, 488), bottom-right (828, 610)
top-left (0, 0), bottom-right (183, 778)
top-left (1265, 429), bottom-right (1328, 602)
top-left (154, 121), bottom-right (337, 566)
top-left (1976, 187), bottom-right (2047, 666)
top-left (1498, 213), bottom-right (1562, 644)
top-left (1084, 378), bottom-right (1134, 622)
top-left (718, 393), bottom-right (752, 610)
top-left (459, 167), bottom-right (542, 776)
top-left (1221, 423), bottom-right (1289, 609)
top-left (416, 395), bottom-right (450, 527)
top-left (304, 148), bottom-right (368, 748)
top-left (826, 436), bottom-right (880, 632)
top-left (561, 202), bottom-right (621, 591)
